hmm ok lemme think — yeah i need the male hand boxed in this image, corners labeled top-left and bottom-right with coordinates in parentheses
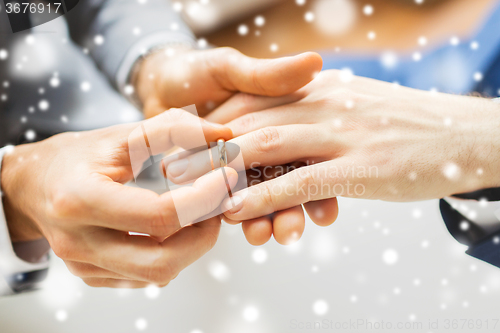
top-left (169, 70), bottom-right (500, 245)
top-left (221, 70), bottom-right (500, 218)
top-left (1, 109), bottom-right (236, 288)
top-left (135, 47), bottom-right (323, 119)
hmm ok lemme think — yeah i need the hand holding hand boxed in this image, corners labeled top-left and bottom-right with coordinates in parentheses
top-left (1, 109), bottom-right (235, 288)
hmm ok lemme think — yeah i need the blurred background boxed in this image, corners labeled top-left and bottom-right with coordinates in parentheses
top-left (1, 0), bottom-right (500, 332)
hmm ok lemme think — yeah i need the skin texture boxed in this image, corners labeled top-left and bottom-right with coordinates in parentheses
top-left (177, 70), bottom-right (500, 242)
top-left (1, 109), bottom-right (237, 288)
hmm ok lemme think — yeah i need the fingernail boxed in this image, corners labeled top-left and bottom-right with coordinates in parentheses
top-left (226, 169), bottom-right (239, 188)
top-left (167, 159), bottom-right (189, 178)
top-left (222, 194), bottom-right (243, 215)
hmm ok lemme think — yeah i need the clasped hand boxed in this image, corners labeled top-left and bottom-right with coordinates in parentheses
top-left (4, 50), bottom-right (500, 289)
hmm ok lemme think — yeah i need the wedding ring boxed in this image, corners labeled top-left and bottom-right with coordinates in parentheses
top-left (217, 139), bottom-right (227, 168)
top-left (217, 138), bottom-right (233, 198)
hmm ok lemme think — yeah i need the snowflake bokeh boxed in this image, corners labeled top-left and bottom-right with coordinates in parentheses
top-left (1, 0), bottom-right (500, 332)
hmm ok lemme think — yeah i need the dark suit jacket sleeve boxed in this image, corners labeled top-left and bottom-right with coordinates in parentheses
top-left (64, 0), bottom-right (196, 89)
top-left (440, 188), bottom-right (500, 268)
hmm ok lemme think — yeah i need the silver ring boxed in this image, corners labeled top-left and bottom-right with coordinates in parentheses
top-left (217, 139), bottom-right (227, 168)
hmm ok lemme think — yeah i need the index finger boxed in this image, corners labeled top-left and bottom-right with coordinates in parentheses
top-left (222, 159), bottom-right (353, 221)
top-left (165, 124), bottom-right (328, 185)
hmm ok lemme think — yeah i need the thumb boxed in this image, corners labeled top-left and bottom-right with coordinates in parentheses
top-left (208, 48), bottom-right (323, 97)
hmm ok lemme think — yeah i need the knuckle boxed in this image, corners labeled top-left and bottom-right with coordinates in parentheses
top-left (233, 112), bottom-right (257, 132)
top-left (148, 208), bottom-right (172, 237)
top-left (234, 93), bottom-right (256, 114)
top-left (164, 107), bottom-right (188, 122)
top-left (205, 47), bottom-right (241, 87)
top-left (250, 66), bottom-right (270, 96)
top-left (49, 188), bottom-right (81, 219)
top-left (145, 253), bottom-right (176, 285)
top-left (291, 167), bottom-right (317, 189)
top-left (51, 235), bottom-right (77, 260)
top-left (146, 198), bottom-right (179, 237)
top-left (260, 182), bottom-right (277, 211)
top-left (253, 127), bottom-right (281, 154)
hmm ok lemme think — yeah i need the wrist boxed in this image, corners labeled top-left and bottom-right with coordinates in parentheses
top-left (134, 50), bottom-right (162, 108)
top-left (460, 97), bottom-right (500, 191)
top-left (135, 46), bottom-right (192, 116)
top-left (1, 145), bottom-right (43, 242)
top-left (488, 99), bottom-right (500, 187)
